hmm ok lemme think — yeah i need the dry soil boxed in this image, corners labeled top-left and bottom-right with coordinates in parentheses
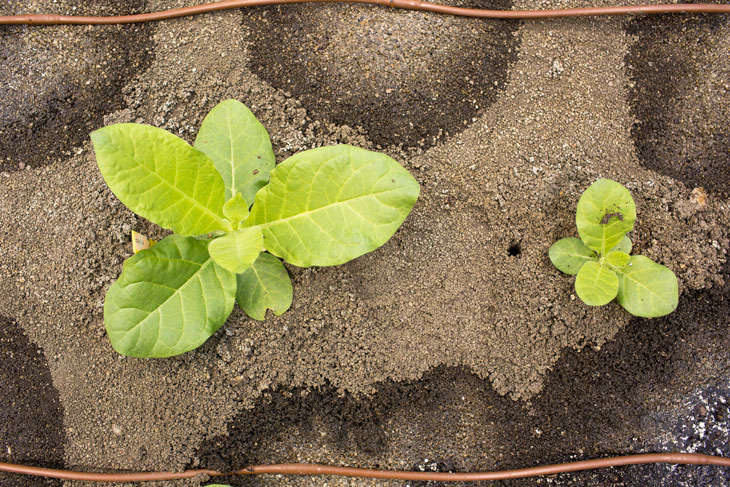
top-left (1, 0), bottom-right (729, 486)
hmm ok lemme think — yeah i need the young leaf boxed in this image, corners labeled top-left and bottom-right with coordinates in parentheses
top-left (104, 235), bottom-right (236, 358)
top-left (194, 99), bottom-right (275, 204)
top-left (605, 250), bottom-right (630, 268)
top-left (223, 193), bottom-right (250, 224)
top-left (610, 235), bottom-right (632, 254)
top-left (208, 228), bottom-right (263, 274)
top-left (549, 237), bottom-right (597, 275)
top-left (576, 179), bottom-right (636, 256)
top-left (92, 124), bottom-right (231, 236)
top-left (236, 252), bottom-right (293, 321)
top-left (616, 255), bottom-right (678, 317)
top-left (574, 261), bottom-right (619, 306)
top-left (245, 145), bottom-right (420, 267)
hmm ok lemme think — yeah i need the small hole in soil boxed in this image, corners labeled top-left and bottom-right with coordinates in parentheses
top-left (508, 242), bottom-right (522, 257)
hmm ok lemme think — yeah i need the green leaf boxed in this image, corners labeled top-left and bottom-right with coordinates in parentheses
top-left (194, 99), bottom-right (275, 204)
top-left (92, 124), bottom-right (231, 236)
top-left (208, 228), bottom-right (263, 274)
top-left (549, 237), bottom-right (597, 275)
top-left (576, 179), bottom-right (636, 256)
top-left (616, 255), bottom-right (678, 317)
top-left (236, 252), bottom-right (293, 320)
top-left (605, 250), bottom-right (630, 268)
top-left (574, 261), bottom-right (619, 306)
top-left (223, 193), bottom-right (250, 225)
top-left (104, 235), bottom-right (236, 357)
top-left (245, 145), bottom-right (420, 267)
top-left (610, 235), bottom-right (633, 254)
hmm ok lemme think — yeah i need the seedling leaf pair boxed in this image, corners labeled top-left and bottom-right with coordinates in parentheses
top-left (549, 179), bottom-right (678, 317)
top-left (93, 99), bottom-right (420, 357)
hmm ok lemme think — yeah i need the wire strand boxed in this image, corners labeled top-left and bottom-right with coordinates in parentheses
top-left (1, 0), bottom-right (730, 24)
top-left (2, 453), bottom-right (730, 483)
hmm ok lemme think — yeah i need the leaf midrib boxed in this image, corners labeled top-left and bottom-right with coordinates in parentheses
top-left (250, 186), bottom-right (406, 230)
top-left (226, 115), bottom-right (237, 197)
top-left (119, 256), bottom-right (215, 335)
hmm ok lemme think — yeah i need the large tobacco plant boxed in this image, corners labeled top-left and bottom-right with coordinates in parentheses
top-left (92, 100), bottom-right (420, 357)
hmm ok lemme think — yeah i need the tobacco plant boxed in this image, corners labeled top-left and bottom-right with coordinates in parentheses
top-left (92, 99), bottom-right (420, 358)
top-left (549, 179), bottom-right (678, 317)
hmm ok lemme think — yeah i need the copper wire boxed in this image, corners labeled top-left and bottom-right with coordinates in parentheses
top-left (2, 453), bottom-right (730, 482)
top-left (1, 0), bottom-right (730, 24)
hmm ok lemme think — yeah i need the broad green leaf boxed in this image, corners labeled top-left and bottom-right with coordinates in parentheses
top-left (194, 99), bottom-right (275, 203)
top-left (549, 237), bottom-right (597, 275)
top-left (605, 250), bottom-right (630, 268)
top-left (208, 228), bottom-right (263, 274)
top-left (104, 235), bottom-right (236, 357)
top-left (245, 145), bottom-right (420, 267)
top-left (610, 235), bottom-right (632, 254)
top-left (223, 193), bottom-right (250, 225)
top-left (576, 179), bottom-right (636, 256)
top-left (91, 123), bottom-right (230, 235)
top-left (236, 252), bottom-right (293, 321)
top-left (575, 261), bottom-right (619, 306)
top-left (616, 255), bottom-right (678, 317)
top-left (92, 124), bottom-right (231, 236)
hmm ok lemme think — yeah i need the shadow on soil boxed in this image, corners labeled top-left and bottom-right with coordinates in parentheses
top-left (0, 0), bottom-right (153, 171)
top-left (626, 13), bottom-right (730, 197)
top-left (243, 0), bottom-right (520, 150)
top-left (197, 263), bottom-right (730, 487)
top-left (0, 317), bottom-right (66, 487)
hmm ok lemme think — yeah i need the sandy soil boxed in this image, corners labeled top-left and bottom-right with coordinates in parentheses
top-left (1, 0), bottom-right (729, 485)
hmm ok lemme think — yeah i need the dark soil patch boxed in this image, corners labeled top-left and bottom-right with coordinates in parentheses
top-left (243, 0), bottom-right (519, 150)
top-left (0, 317), bottom-right (65, 487)
top-left (195, 262), bottom-right (730, 487)
top-left (626, 13), bottom-right (730, 197)
top-left (0, 0), bottom-right (152, 171)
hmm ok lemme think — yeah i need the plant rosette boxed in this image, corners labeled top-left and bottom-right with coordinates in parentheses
top-left (91, 99), bottom-right (420, 358)
top-left (549, 179), bottom-right (678, 317)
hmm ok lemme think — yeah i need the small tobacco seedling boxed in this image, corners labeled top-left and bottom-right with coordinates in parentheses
top-left (91, 99), bottom-right (420, 358)
top-left (549, 179), bottom-right (678, 317)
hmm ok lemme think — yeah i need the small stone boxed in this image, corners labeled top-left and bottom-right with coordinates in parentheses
top-left (549, 59), bottom-right (564, 79)
top-left (18, 162), bottom-right (25, 170)
top-left (690, 187), bottom-right (707, 208)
